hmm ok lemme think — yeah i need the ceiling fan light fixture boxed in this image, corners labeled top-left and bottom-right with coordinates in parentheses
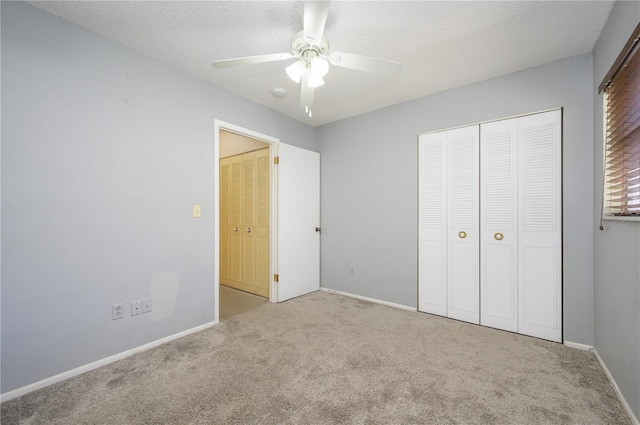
top-left (307, 73), bottom-right (325, 88)
top-left (309, 56), bottom-right (329, 79)
top-left (285, 60), bottom-right (306, 83)
top-left (212, 2), bottom-right (403, 120)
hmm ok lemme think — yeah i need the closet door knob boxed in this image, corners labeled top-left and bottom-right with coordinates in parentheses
top-left (233, 227), bottom-right (238, 232)
top-left (494, 233), bottom-right (504, 241)
top-left (458, 231), bottom-right (467, 239)
top-left (246, 227), bottom-right (251, 233)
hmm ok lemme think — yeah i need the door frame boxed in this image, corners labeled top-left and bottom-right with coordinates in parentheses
top-left (214, 120), bottom-right (279, 324)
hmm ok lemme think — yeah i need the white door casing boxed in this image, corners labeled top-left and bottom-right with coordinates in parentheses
top-left (274, 143), bottom-right (321, 302)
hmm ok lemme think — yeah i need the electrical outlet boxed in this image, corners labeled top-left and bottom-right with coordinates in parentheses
top-left (349, 265), bottom-right (356, 275)
top-left (112, 303), bottom-right (124, 320)
top-left (142, 298), bottom-right (152, 313)
top-left (131, 300), bottom-right (142, 316)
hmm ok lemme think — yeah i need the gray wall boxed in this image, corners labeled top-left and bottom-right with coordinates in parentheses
top-left (0, 2), bottom-right (315, 393)
top-left (592, 0), bottom-right (640, 418)
top-left (317, 54), bottom-right (595, 345)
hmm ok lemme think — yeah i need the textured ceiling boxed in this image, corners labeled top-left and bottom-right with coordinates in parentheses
top-left (28, 1), bottom-right (614, 127)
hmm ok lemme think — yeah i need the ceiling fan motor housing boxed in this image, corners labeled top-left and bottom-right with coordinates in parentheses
top-left (291, 31), bottom-right (329, 61)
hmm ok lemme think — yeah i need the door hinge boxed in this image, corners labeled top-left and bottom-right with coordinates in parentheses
top-left (274, 274), bottom-right (279, 282)
top-left (274, 156), bottom-right (280, 165)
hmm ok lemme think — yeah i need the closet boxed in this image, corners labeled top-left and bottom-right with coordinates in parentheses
top-left (220, 148), bottom-right (270, 298)
top-left (418, 109), bottom-right (562, 342)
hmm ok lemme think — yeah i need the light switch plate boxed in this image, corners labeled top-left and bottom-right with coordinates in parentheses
top-left (193, 205), bottom-right (201, 218)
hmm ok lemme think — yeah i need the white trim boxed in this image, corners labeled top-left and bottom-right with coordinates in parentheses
top-left (563, 341), bottom-right (593, 351)
top-left (0, 321), bottom-right (217, 403)
top-left (593, 348), bottom-right (640, 425)
top-left (214, 120), bottom-right (221, 324)
top-left (603, 216), bottom-right (640, 222)
top-left (271, 142), bottom-right (280, 302)
top-left (417, 107), bottom-right (562, 137)
top-left (215, 121), bottom-right (279, 146)
top-left (320, 287), bottom-right (416, 312)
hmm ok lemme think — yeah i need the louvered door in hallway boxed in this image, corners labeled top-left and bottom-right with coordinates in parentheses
top-left (220, 148), bottom-right (270, 298)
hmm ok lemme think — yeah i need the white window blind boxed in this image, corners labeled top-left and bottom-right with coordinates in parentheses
top-left (602, 24), bottom-right (640, 218)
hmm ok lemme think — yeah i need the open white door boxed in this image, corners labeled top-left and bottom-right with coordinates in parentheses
top-left (274, 143), bottom-right (320, 302)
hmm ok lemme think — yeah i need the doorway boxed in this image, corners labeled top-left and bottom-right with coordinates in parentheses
top-left (214, 120), bottom-right (322, 325)
top-left (214, 121), bottom-right (278, 323)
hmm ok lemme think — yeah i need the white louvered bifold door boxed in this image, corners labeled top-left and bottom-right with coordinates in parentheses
top-left (480, 118), bottom-right (518, 332)
top-left (446, 126), bottom-right (480, 324)
top-left (419, 125), bottom-right (479, 323)
top-left (517, 110), bottom-right (562, 342)
top-left (418, 131), bottom-right (448, 316)
top-left (418, 110), bottom-right (561, 341)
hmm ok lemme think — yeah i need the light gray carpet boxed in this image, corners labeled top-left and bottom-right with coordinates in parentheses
top-left (1, 291), bottom-right (631, 424)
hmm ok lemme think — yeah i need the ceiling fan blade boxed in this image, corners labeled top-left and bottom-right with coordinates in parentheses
top-left (212, 53), bottom-right (294, 68)
top-left (328, 52), bottom-right (402, 76)
top-left (303, 1), bottom-right (330, 44)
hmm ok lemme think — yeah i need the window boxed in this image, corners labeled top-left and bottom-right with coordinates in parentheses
top-left (600, 24), bottom-right (640, 218)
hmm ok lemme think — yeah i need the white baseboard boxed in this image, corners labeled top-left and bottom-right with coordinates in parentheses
top-left (320, 287), bottom-right (416, 312)
top-left (593, 348), bottom-right (640, 425)
top-left (0, 320), bottom-right (218, 403)
top-left (563, 341), bottom-right (593, 351)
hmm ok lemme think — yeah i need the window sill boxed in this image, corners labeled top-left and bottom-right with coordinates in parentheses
top-left (603, 216), bottom-right (640, 222)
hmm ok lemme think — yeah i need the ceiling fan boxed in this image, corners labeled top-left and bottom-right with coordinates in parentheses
top-left (212, 1), bottom-right (402, 118)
